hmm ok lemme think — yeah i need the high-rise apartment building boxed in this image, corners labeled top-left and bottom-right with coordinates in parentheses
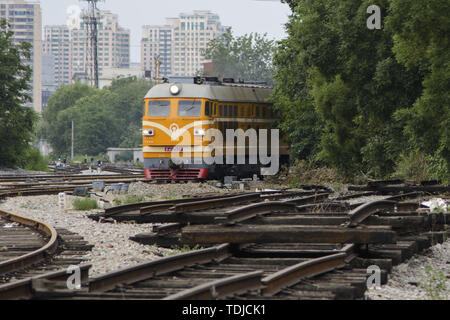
top-left (141, 11), bottom-right (227, 78)
top-left (141, 24), bottom-right (173, 78)
top-left (70, 10), bottom-right (130, 81)
top-left (43, 25), bottom-right (71, 85)
top-left (0, 0), bottom-right (42, 112)
top-left (43, 10), bottom-right (130, 87)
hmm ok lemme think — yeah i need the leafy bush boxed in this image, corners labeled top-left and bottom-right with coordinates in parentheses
top-left (115, 151), bottom-right (134, 162)
top-left (287, 160), bottom-right (343, 187)
top-left (21, 147), bottom-right (49, 172)
top-left (426, 152), bottom-right (450, 185)
top-left (391, 150), bottom-right (449, 183)
top-left (73, 197), bottom-right (98, 210)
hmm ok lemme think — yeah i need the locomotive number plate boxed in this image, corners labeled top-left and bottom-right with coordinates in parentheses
top-left (165, 146), bottom-right (183, 152)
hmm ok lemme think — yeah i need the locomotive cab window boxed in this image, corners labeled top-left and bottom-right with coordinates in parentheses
top-left (205, 101), bottom-right (210, 116)
top-left (178, 100), bottom-right (202, 116)
top-left (148, 100), bottom-right (171, 117)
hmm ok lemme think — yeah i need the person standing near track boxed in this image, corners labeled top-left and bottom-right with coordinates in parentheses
top-left (97, 160), bottom-right (102, 173)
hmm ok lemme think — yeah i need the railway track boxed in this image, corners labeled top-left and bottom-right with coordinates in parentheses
top-left (0, 180), bottom-right (448, 300)
top-left (0, 172), bottom-right (146, 199)
top-left (0, 210), bottom-right (92, 299)
top-left (15, 243), bottom-right (360, 300)
top-left (0, 173), bottom-right (145, 183)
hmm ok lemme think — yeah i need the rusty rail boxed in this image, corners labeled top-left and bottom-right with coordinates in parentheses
top-left (0, 210), bottom-right (59, 275)
top-left (0, 264), bottom-right (91, 300)
top-left (224, 202), bottom-right (297, 224)
top-left (347, 200), bottom-right (397, 227)
top-left (169, 193), bottom-right (261, 213)
top-left (164, 270), bottom-right (263, 300)
top-left (262, 252), bottom-right (348, 296)
top-left (89, 244), bottom-right (231, 292)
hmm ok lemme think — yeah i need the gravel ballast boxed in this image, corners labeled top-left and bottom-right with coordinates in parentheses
top-left (0, 193), bottom-right (169, 276)
top-left (0, 179), bottom-right (448, 299)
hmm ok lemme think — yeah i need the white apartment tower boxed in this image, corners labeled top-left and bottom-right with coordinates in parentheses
top-left (43, 10), bottom-right (130, 87)
top-left (70, 10), bottom-right (130, 81)
top-left (0, 0), bottom-right (42, 112)
top-left (141, 11), bottom-right (227, 78)
top-left (141, 24), bottom-right (173, 78)
top-left (43, 25), bottom-right (71, 85)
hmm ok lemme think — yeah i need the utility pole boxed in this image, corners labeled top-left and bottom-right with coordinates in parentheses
top-left (81, 0), bottom-right (101, 88)
top-left (71, 121), bottom-right (74, 160)
top-left (154, 54), bottom-right (162, 84)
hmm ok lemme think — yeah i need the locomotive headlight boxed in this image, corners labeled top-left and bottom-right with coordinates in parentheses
top-left (143, 129), bottom-right (154, 136)
top-left (169, 84), bottom-right (180, 95)
top-left (194, 128), bottom-right (206, 136)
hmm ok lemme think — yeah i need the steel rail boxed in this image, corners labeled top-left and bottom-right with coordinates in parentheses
top-left (282, 192), bottom-right (331, 205)
top-left (88, 244), bottom-right (231, 292)
top-left (163, 270), bottom-right (263, 300)
top-left (100, 193), bottom-right (249, 217)
top-left (260, 190), bottom-right (319, 201)
top-left (139, 193), bottom-right (253, 215)
top-left (0, 174), bottom-right (145, 183)
top-left (0, 185), bottom-right (91, 199)
top-left (261, 252), bottom-right (348, 296)
top-left (347, 200), bottom-right (397, 227)
top-left (224, 201), bottom-right (297, 224)
top-left (0, 264), bottom-right (91, 300)
top-left (334, 191), bottom-right (378, 201)
top-left (295, 202), bottom-right (350, 212)
top-left (169, 193), bottom-right (261, 213)
top-left (153, 223), bottom-right (184, 235)
top-left (0, 210), bottom-right (59, 275)
top-left (385, 192), bottom-right (424, 201)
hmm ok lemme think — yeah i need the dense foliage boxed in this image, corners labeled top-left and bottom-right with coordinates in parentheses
top-left (272, 0), bottom-right (449, 181)
top-left (39, 77), bottom-right (152, 157)
top-left (0, 20), bottom-right (40, 168)
top-left (204, 29), bottom-right (276, 85)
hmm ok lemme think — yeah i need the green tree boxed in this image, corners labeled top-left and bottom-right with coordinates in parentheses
top-left (60, 91), bottom-right (123, 155)
top-left (40, 83), bottom-right (96, 156)
top-left (272, 0), bottom-right (423, 178)
top-left (0, 20), bottom-right (38, 168)
top-left (105, 77), bottom-right (152, 148)
top-left (387, 0), bottom-right (450, 177)
top-left (281, 0), bottom-right (299, 11)
top-left (40, 77), bottom-right (152, 156)
top-left (204, 29), bottom-right (276, 84)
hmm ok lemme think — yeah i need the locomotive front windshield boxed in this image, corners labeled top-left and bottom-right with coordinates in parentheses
top-left (178, 100), bottom-right (202, 117)
top-left (148, 100), bottom-right (171, 117)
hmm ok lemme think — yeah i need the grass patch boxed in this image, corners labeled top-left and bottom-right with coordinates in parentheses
top-left (164, 190), bottom-right (180, 200)
top-left (113, 194), bottom-right (147, 206)
top-left (420, 264), bottom-right (448, 300)
top-left (73, 197), bottom-right (98, 210)
top-left (287, 160), bottom-right (344, 187)
top-left (169, 244), bottom-right (203, 255)
top-left (392, 151), bottom-right (432, 183)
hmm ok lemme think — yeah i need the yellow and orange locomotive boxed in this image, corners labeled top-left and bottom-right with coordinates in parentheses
top-left (142, 77), bottom-right (289, 180)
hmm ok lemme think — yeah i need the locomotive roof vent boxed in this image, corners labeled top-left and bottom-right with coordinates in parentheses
top-left (204, 77), bottom-right (219, 83)
top-left (222, 78), bottom-right (235, 83)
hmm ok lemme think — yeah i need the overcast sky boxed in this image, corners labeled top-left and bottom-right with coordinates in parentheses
top-left (39, 0), bottom-right (291, 63)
